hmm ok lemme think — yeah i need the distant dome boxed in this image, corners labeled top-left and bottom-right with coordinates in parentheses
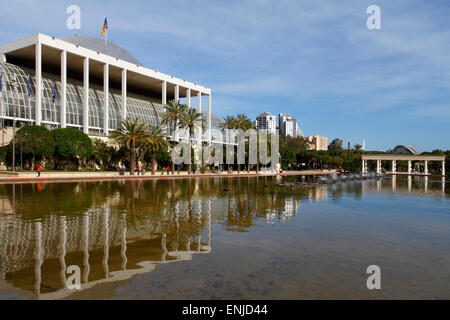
top-left (393, 145), bottom-right (420, 155)
top-left (62, 35), bottom-right (142, 66)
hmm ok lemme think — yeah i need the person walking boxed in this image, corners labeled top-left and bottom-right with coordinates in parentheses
top-left (136, 163), bottom-right (141, 176)
top-left (36, 165), bottom-right (42, 177)
top-left (166, 165), bottom-right (170, 176)
top-left (122, 165), bottom-right (126, 176)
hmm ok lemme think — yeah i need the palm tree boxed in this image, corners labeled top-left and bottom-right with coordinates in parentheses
top-left (109, 118), bottom-right (149, 175)
top-left (235, 114), bottom-right (254, 173)
top-left (220, 115), bottom-right (237, 171)
top-left (161, 100), bottom-right (188, 174)
top-left (147, 125), bottom-right (170, 175)
top-left (179, 108), bottom-right (205, 174)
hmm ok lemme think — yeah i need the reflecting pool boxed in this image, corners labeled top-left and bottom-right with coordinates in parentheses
top-left (0, 175), bottom-right (448, 299)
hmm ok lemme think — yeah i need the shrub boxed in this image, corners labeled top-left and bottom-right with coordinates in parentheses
top-left (52, 128), bottom-right (93, 169)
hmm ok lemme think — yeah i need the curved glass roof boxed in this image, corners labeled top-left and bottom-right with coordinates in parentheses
top-left (393, 145), bottom-right (420, 155)
top-left (62, 35), bottom-right (142, 66)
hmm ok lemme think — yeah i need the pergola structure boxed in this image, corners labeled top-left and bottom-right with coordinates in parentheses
top-left (361, 154), bottom-right (446, 176)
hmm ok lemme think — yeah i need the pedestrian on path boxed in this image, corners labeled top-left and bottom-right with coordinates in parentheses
top-left (135, 163), bottom-right (141, 176)
top-left (166, 165), bottom-right (170, 176)
top-left (36, 165), bottom-right (42, 177)
top-left (122, 165), bottom-right (126, 176)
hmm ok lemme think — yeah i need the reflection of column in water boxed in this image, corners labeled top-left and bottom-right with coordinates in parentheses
top-left (424, 176), bottom-right (428, 193)
top-left (196, 199), bottom-right (202, 252)
top-left (442, 177), bottom-right (445, 194)
top-left (207, 199), bottom-right (211, 249)
top-left (59, 217), bottom-right (67, 288)
top-left (103, 209), bottom-right (109, 278)
top-left (34, 222), bottom-right (43, 297)
top-left (392, 176), bottom-right (396, 192)
top-left (408, 176), bottom-right (412, 192)
top-left (174, 202), bottom-right (179, 252)
top-left (82, 215), bottom-right (90, 283)
top-left (121, 214), bottom-right (127, 270)
top-left (377, 180), bottom-right (381, 192)
top-left (161, 233), bottom-right (167, 261)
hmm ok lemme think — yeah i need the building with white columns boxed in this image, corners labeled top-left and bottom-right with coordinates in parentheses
top-left (0, 34), bottom-right (218, 143)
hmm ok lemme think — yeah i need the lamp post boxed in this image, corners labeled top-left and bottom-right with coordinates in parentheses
top-left (8, 76), bottom-right (19, 173)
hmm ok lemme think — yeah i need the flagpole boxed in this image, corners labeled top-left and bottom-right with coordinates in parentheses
top-left (104, 28), bottom-right (107, 54)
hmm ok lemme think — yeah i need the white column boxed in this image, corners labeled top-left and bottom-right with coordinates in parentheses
top-left (174, 84), bottom-right (179, 102)
top-left (161, 81), bottom-right (167, 106)
top-left (83, 58), bottom-right (89, 134)
top-left (408, 160), bottom-right (412, 175)
top-left (392, 160), bottom-right (396, 174)
top-left (121, 69), bottom-right (127, 120)
top-left (197, 91), bottom-right (202, 145)
top-left (186, 88), bottom-right (191, 108)
top-left (207, 94), bottom-right (211, 143)
top-left (361, 159), bottom-right (365, 173)
top-left (60, 51), bottom-right (67, 128)
top-left (35, 42), bottom-right (42, 125)
top-left (103, 64), bottom-right (109, 135)
top-left (424, 160), bottom-right (428, 175)
top-left (442, 160), bottom-right (445, 176)
top-left (376, 160), bottom-right (381, 174)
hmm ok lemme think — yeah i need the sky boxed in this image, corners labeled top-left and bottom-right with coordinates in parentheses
top-left (0, 0), bottom-right (449, 151)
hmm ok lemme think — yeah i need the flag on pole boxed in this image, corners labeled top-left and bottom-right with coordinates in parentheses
top-left (101, 18), bottom-right (108, 37)
top-left (27, 75), bottom-right (31, 96)
top-left (52, 83), bottom-right (56, 104)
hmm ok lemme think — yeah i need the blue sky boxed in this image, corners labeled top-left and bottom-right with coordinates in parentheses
top-left (1, 0), bottom-right (449, 151)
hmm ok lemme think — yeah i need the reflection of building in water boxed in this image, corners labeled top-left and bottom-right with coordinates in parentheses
top-left (308, 186), bottom-right (328, 203)
top-left (361, 176), bottom-right (446, 198)
top-left (0, 199), bottom-right (212, 300)
top-left (263, 194), bottom-right (302, 224)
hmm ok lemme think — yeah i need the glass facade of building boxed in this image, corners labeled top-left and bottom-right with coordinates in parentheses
top-left (0, 63), bottom-right (166, 135)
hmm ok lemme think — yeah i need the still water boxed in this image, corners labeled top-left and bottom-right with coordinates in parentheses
top-left (0, 175), bottom-right (448, 299)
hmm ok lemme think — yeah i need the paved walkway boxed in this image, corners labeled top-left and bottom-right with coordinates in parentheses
top-left (0, 170), bottom-right (336, 183)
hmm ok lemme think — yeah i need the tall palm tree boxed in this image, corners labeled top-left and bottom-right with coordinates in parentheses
top-left (110, 118), bottom-right (150, 175)
top-left (161, 100), bottom-right (188, 174)
top-left (179, 108), bottom-right (206, 174)
top-left (220, 115), bottom-right (237, 171)
top-left (147, 125), bottom-right (170, 175)
top-left (235, 114), bottom-right (254, 173)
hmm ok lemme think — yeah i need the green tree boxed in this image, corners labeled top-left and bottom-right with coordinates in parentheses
top-left (285, 136), bottom-right (309, 154)
top-left (235, 114), bottom-right (254, 173)
top-left (147, 125), bottom-right (170, 175)
top-left (52, 128), bottom-right (93, 170)
top-left (353, 144), bottom-right (363, 152)
top-left (161, 100), bottom-right (188, 175)
top-left (9, 125), bottom-right (55, 170)
top-left (328, 138), bottom-right (344, 155)
top-left (109, 118), bottom-right (150, 175)
top-left (179, 108), bottom-right (206, 174)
